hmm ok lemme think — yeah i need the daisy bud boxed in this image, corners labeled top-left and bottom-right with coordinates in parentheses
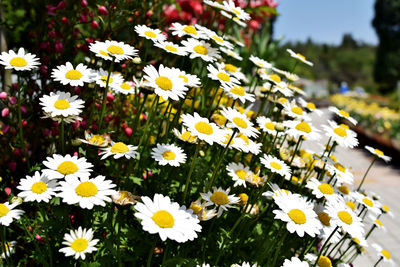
top-left (4, 187), bottom-right (11, 195)
top-left (61, 17), bottom-right (68, 24)
top-left (1, 108), bottom-right (9, 117)
top-left (9, 96), bottom-right (17, 105)
top-left (124, 127), bottom-right (133, 136)
top-left (275, 122), bottom-right (284, 131)
top-left (9, 162), bottom-right (16, 172)
top-left (132, 57), bottom-right (141, 64)
top-left (81, 0), bottom-right (88, 7)
top-left (0, 91), bottom-right (8, 99)
top-left (239, 193), bottom-right (249, 204)
top-left (11, 196), bottom-right (23, 205)
top-left (91, 20), bottom-right (99, 29)
top-left (199, 150), bottom-right (205, 157)
top-left (98, 5), bottom-right (108, 15)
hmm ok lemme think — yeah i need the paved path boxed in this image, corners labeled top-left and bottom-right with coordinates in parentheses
top-left (303, 108), bottom-right (400, 266)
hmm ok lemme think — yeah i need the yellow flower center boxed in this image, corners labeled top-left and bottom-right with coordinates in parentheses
top-left (381, 249), bottom-right (391, 260)
top-left (100, 50), bottom-right (109, 57)
top-left (71, 238), bottom-right (89, 252)
top-left (382, 204), bottom-right (389, 213)
top-left (330, 155), bottom-right (337, 162)
top-left (144, 31), bottom-right (157, 38)
top-left (233, 117), bottom-right (247, 129)
top-left (296, 53), bottom-right (306, 61)
top-left (270, 161), bottom-right (282, 170)
top-left (107, 45), bottom-right (123, 55)
top-left (31, 181), bottom-right (47, 194)
top-left (190, 204), bottom-right (202, 214)
top-left (239, 193), bottom-right (248, 203)
top-left (65, 70), bottom-right (83, 80)
top-left (9, 57), bottom-right (27, 67)
top-left (230, 86), bottom-right (245, 96)
top-left (193, 45), bottom-right (208, 55)
top-left (54, 99), bottom-right (70, 110)
top-left (251, 173), bottom-right (261, 183)
top-left (265, 122), bottom-right (275, 131)
top-left (235, 169), bottom-right (247, 180)
top-left (162, 150), bottom-right (176, 160)
top-left (181, 131), bottom-right (196, 142)
top-left (306, 102), bottom-right (316, 110)
top-left (57, 161), bottom-right (78, 175)
top-left (110, 142), bottom-right (129, 153)
top-left (374, 149), bottom-right (384, 156)
top-left (362, 198), bottom-right (373, 207)
top-left (75, 181), bottom-right (98, 197)
top-left (288, 209), bottom-right (307, 224)
top-left (291, 106), bottom-right (303, 115)
top-left (238, 134), bottom-right (249, 144)
top-left (337, 210), bottom-right (353, 225)
top-left (232, 8), bottom-right (241, 15)
top-left (212, 35), bottom-right (224, 43)
top-left (339, 124), bottom-right (349, 130)
top-left (100, 75), bottom-right (114, 83)
top-left (217, 72), bottom-right (230, 82)
top-left (318, 183), bottom-right (334, 195)
top-left (278, 97), bottom-right (288, 104)
top-left (346, 201), bottom-right (356, 210)
top-left (222, 134), bottom-right (234, 145)
top-left (333, 127), bottom-right (347, 137)
top-left (317, 256), bottom-right (332, 267)
top-left (295, 121), bottom-right (312, 133)
top-left (375, 219), bottom-right (383, 227)
top-left (0, 204), bottom-right (10, 217)
top-left (89, 135), bottom-right (105, 145)
top-left (270, 74), bottom-right (281, 83)
top-left (151, 210), bottom-right (175, 229)
top-left (210, 192), bottom-right (229, 205)
top-left (183, 25), bottom-right (197, 35)
top-left (334, 163), bottom-right (346, 172)
top-left (195, 121), bottom-right (213, 135)
top-left (339, 110), bottom-right (350, 118)
top-left (338, 185), bottom-right (349, 195)
top-left (353, 237), bottom-right (361, 244)
top-left (155, 76), bottom-right (173, 91)
top-left (224, 64), bottom-right (237, 73)
top-left (179, 75), bottom-right (189, 83)
top-left (120, 83), bottom-right (131, 90)
top-left (164, 45), bottom-right (178, 52)
top-left (318, 212), bottom-right (331, 226)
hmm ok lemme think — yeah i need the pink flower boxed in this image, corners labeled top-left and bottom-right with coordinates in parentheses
top-left (91, 20), bottom-right (99, 29)
top-left (55, 41), bottom-right (64, 53)
top-left (124, 127), bottom-right (133, 136)
top-left (1, 108), bottom-right (9, 117)
top-left (0, 92), bottom-right (8, 99)
top-left (4, 187), bottom-right (11, 195)
top-left (98, 5), bottom-right (108, 15)
top-left (81, 0), bottom-right (88, 7)
top-left (9, 96), bottom-right (17, 105)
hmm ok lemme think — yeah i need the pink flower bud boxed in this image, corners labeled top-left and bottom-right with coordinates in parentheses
top-left (61, 17), bottom-right (68, 24)
top-left (55, 41), bottom-right (64, 53)
top-left (1, 108), bottom-right (9, 117)
top-left (2, 124), bottom-right (10, 134)
top-left (56, 1), bottom-right (66, 10)
top-left (9, 96), bottom-right (17, 105)
top-left (107, 92), bottom-right (114, 101)
top-left (9, 162), bottom-right (17, 172)
top-left (22, 120), bottom-right (27, 127)
top-left (35, 234), bottom-right (44, 242)
top-left (148, 171), bottom-right (153, 177)
top-left (4, 187), bottom-right (11, 195)
top-left (73, 151), bottom-right (79, 157)
top-left (80, 14), bottom-right (88, 23)
top-left (27, 226), bottom-right (33, 232)
top-left (74, 86), bottom-right (81, 95)
top-left (98, 5), bottom-right (108, 16)
top-left (72, 120), bottom-right (80, 130)
top-left (47, 30), bottom-right (56, 39)
top-left (0, 92), bottom-right (8, 99)
top-left (43, 128), bottom-right (51, 137)
top-left (20, 105), bottom-right (27, 114)
top-left (91, 20), bottom-right (99, 29)
top-left (81, 0), bottom-right (88, 7)
top-left (146, 11), bottom-right (153, 17)
top-left (249, 20), bottom-right (260, 30)
top-left (124, 127), bottom-right (132, 136)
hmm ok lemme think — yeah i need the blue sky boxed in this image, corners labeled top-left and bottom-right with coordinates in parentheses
top-left (274, 0), bottom-right (378, 45)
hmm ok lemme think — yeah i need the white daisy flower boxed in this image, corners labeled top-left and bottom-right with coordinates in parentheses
top-left (151, 143), bottom-right (186, 167)
top-left (314, 205), bottom-right (342, 244)
top-left (304, 254), bottom-right (332, 267)
top-left (100, 141), bottom-right (139, 160)
top-left (282, 101), bottom-right (311, 121)
top-left (201, 187), bottom-right (240, 217)
top-left (249, 55), bottom-right (272, 69)
top-left (42, 154), bottom-right (93, 180)
top-left (305, 178), bottom-right (339, 202)
top-left (234, 134), bottom-right (262, 155)
top-left (207, 64), bottom-right (240, 86)
top-left (79, 131), bottom-right (111, 147)
top-left (111, 81), bottom-right (136, 95)
top-left (273, 194), bottom-right (322, 237)
top-left (89, 40), bottom-right (137, 62)
top-left (365, 146), bottom-right (391, 162)
top-left (260, 154), bottom-right (291, 179)
top-left (288, 84), bottom-right (306, 96)
top-left (57, 175), bottom-right (116, 209)
top-left (381, 203), bottom-right (395, 218)
top-left (298, 98), bottom-right (323, 116)
top-left (94, 69), bottom-right (124, 88)
top-left (287, 49), bottom-right (313, 66)
top-left (328, 106), bottom-right (357, 125)
top-left (283, 120), bottom-right (321, 141)
top-left (181, 112), bottom-right (224, 145)
top-left (0, 47), bottom-right (40, 71)
top-left (182, 38), bottom-right (221, 62)
top-left (134, 194), bottom-right (202, 242)
top-left (256, 116), bottom-right (277, 136)
top-left (216, 62), bottom-right (248, 82)
top-left (173, 127), bottom-right (198, 144)
top-left (368, 214), bottom-right (386, 231)
top-left (351, 235), bottom-right (368, 247)
top-left (371, 243), bottom-right (395, 266)
top-left (217, 128), bottom-right (246, 151)
top-left (134, 25), bottom-right (166, 42)
top-left (143, 64), bottom-right (188, 100)
top-left (222, 0), bottom-right (251, 21)
top-left (352, 192), bottom-right (382, 216)
top-left (325, 200), bottom-right (364, 238)
top-left (177, 70), bottom-right (201, 88)
top-left (221, 107), bottom-right (259, 138)
top-left (221, 84), bottom-right (255, 104)
top-left (59, 227), bottom-right (99, 260)
top-left (201, 28), bottom-right (234, 49)
top-left (154, 41), bottom-right (188, 56)
top-left (51, 62), bottom-right (93, 87)
top-left (245, 171), bottom-right (266, 187)
top-left (203, 0), bottom-right (225, 10)
top-left (1, 241), bottom-right (16, 259)
top-left (231, 262), bottom-right (257, 267)
top-left (220, 47), bottom-right (243, 60)
top-left (226, 162), bottom-right (250, 187)
top-left (281, 256), bottom-right (309, 267)
top-left (0, 202), bottom-right (24, 226)
top-left (170, 23), bottom-right (207, 39)
top-left (322, 120), bottom-right (358, 148)
top-left (17, 171), bottom-right (58, 203)
top-left (39, 91), bottom-right (84, 121)
top-left (220, 11), bottom-right (247, 27)
top-left (326, 162), bottom-right (354, 185)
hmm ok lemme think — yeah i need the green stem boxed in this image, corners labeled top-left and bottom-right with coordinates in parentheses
top-left (373, 257), bottom-right (383, 267)
top-left (357, 157), bottom-right (376, 191)
top-left (99, 59), bottom-right (115, 130)
top-left (289, 136), bottom-right (302, 166)
top-left (313, 226), bottom-right (339, 267)
top-left (182, 141), bottom-right (201, 203)
top-left (146, 241), bottom-right (156, 267)
top-left (16, 76), bottom-right (29, 169)
top-left (60, 120), bottom-right (65, 155)
top-left (1, 226), bottom-right (9, 266)
top-left (271, 230), bottom-right (288, 267)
